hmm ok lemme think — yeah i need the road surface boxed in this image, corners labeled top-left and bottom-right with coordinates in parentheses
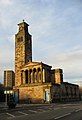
top-left (0, 102), bottom-right (82, 120)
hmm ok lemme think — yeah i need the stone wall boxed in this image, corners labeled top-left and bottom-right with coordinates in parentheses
top-left (18, 83), bottom-right (51, 103)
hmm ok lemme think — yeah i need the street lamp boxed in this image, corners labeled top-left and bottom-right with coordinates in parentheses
top-left (10, 90), bottom-right (13, 94)
top-left (4, 90), bottom-right (13, 106)
top-left (4, 90), bottom-right (7, 106)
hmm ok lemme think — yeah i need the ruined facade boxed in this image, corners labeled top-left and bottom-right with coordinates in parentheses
top-left (14, 21), bottom-right (80, 103)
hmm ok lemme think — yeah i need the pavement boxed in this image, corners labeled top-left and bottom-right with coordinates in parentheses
top-left (0, 102), bottom-right (54, 109)
top-left (0, 101), bottom-right (82, 120)
top-left (4, 103), bottom-right (82, 120)
top-left (0, 101), bottom-right (82, 109)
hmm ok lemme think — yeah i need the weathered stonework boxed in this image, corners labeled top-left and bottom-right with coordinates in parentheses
top-left (51, 69), bottom-right (63, 84)
top-left (18, 83), bottom-right (51, 103)
top-left (15, 21), bottom-right (32, 86)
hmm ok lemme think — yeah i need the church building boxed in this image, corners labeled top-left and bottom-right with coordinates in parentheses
top-left (13, 21), bottom-right (80, 103)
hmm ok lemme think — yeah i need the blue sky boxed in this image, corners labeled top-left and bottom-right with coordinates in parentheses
top-left (0, 0), bottom-right (82, 86)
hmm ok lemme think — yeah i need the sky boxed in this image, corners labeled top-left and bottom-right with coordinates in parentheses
top-left (0, 0), bottom-right (82, 86)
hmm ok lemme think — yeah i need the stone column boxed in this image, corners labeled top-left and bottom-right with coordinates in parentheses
top-left (28, 70), bottom-right (30, 84)
top-left (31, 70), bottom-right (33, 83)
top-left (23, 70), bottom-right (26, 84)
top-left (43, 69), bottom-right (45, 83)
top-left (36, 69), bottom-right (38, 83)
top-left (32, 70), bottom-right (34, 83)
top-left (41, 68), bottom-right (43, 83)
top-left (38, 69), bottom-right (42, 83)
top-left (35, 72), bottom-right (37, 83)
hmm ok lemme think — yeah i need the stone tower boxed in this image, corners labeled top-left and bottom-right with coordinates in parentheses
top-left (15, 20), bottom-right (32, 86)
top-left (4, 70), bottom-right (15, 88)
top-left (55, 69), bottom-right (63, 84)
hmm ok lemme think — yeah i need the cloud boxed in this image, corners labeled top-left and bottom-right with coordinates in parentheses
top-left (0, 0), bottom-right (13, 5)
top-left (0, 0), bottom-right (82, 84)
top-left (45, 46), bottom-right (82, 82)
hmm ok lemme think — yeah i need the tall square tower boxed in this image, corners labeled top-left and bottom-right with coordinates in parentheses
top-left (4, 70), bottom-right (15, 88)
top-left (51, 69), bottom-right (63, 84)
top-left (55, 69), bottom-right (63, 84)
top-left (15, 20), bottom-right (32, 86)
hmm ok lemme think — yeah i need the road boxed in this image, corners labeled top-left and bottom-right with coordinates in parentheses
top-left (0, 102), bottom-right (82, 120)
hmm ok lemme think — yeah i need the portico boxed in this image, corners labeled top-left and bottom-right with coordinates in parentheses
top-left (20, 62), bottom-right (51, 85)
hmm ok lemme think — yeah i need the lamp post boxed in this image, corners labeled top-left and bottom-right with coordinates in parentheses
top-left (4, 90), bottom-right (13, 106)
top-left (4, 90), bottom-right (7, 106)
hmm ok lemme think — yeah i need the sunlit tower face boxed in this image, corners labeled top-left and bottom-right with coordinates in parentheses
top-left (15, 20), bottom-right (32, 86)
